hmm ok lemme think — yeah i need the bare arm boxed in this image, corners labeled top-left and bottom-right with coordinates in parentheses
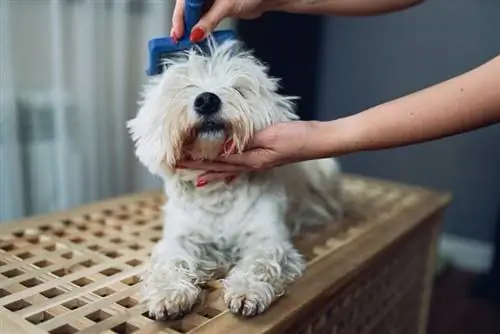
top-left (316, 56), bottom-right (500, 156)
top-left (175, 0), bottom-right (424, 41)
top-left (178, 56), bottom-right (500, 181)
top-left (270, 0), bottom-right (425, 16)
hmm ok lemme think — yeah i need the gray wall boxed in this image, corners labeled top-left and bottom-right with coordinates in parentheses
top-left (316, 0), bottom-right (500, 243)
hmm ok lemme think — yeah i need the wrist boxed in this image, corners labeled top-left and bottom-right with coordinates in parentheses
top-left (264, 0), bottom-right (295, 12)
top-left (308, 117), bottom-right (364, 158)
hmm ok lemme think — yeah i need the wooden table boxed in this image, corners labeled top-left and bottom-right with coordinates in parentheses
top-left (0, 174), bottom-right (451, 334)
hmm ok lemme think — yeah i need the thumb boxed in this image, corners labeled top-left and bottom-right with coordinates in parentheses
top-left (191, 1), bottom-right (231, 40)
top-left (246, 126), bottom-right (277, 150)
top-left (172, 0), bottom-right (185, 40)
top-left (217, 128), bottom-right (275, 165)
top-left (218, 148), bottom-right (269, 167)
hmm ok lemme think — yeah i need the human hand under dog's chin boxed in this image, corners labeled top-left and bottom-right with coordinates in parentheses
top-left (177, 121), bottom-right (328, 184)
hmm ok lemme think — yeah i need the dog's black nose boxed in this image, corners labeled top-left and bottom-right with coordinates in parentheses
top-left (194, 92), bottom-right (221, 116)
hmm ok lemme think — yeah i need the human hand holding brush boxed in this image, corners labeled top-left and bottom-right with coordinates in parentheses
top-left (172, 0), bottom-right (424, 42)
top-left (172, 0), bottom-right (267, 42)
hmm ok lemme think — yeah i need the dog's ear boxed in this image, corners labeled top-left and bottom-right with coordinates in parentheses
top-left (255, 76), bottom-right (300, 127)
top-left (128, 71), bottom-right (192, 177)
top-left (269, 90), bottom-right (300, 124)
top-left (244, 55), bottom-right (300, 126)
top-left (127, 104), bottom-right (170, 177)
top-left (127, 76), bottom-right (177, 177)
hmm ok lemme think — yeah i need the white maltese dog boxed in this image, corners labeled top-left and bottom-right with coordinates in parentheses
top-left (127, 39), bottom-right (343, 319)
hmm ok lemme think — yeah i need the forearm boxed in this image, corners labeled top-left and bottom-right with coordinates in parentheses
top-left (322, 56), bottom-right (500, 156)
top-left (270, 0), bottom-right (425, 16)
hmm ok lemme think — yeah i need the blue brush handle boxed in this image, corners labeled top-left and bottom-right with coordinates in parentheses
top-left (145, 0), bottom-right (237, 76)
top-left (184, 0), bottom-right (204, 37)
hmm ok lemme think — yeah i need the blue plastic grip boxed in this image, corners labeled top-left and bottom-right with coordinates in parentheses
top-left (145, 0), bottom-right (237, 76)
top-left (184, 0), bottom-right (204, 36)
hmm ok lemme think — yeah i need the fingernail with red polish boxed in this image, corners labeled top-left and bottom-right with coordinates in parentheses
top-left (196, 179), bottom-right (208, 187)
top-left (190, 27), bottom-right (205, 43)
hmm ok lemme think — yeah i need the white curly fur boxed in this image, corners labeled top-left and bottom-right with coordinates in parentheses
top-left (127, 38), bottom-right (343, 319)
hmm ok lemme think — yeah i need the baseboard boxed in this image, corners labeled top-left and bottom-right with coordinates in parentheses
top-left (438, 234), bottom-right (494, 273)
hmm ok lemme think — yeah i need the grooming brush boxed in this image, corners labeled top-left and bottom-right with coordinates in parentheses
top-left (145, 0), bottom-right (237, 76)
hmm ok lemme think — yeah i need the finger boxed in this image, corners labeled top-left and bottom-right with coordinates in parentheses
top-left (190, 1), bottom-right (231, 41)
top-left (170, 27), bottom-right (178, 44)
top-left (241, 129), bottom-right (272, 150)
top-left (216, 149), bottom-right (269, 167)
top-left (172, 0), bottom-right (185, 39)
top-left (197, 172), bottom-right (239, 184)
top-left (177, 160), bottom-right (248, 173)
top-left (237, 11), bottom-right (262, 20)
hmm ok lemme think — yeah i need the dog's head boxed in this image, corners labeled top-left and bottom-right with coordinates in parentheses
top-left (128, 39), bottom-right (298, 176)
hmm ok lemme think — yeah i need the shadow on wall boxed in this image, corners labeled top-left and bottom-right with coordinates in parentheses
top-left (316, 0), bottom-right (500, 243)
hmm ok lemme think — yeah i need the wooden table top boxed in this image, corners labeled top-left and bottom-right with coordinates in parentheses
top-left (0, 174), bottom-right (451, 334)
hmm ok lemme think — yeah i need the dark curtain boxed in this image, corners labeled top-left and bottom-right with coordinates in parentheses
top-left (236, 12), bottom-right (325, 121)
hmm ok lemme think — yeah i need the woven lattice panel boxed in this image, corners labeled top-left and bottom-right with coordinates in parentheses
top-left (292, 221), bottom-right (434, 334)
top-left (0, 175), bottom-right (449, 334)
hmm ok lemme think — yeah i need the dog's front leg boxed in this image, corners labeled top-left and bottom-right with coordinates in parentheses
top-left (223, 199), bottom-right (306, 316)
top-left (223, 238), bottom-right (305, 316)
top-left (141, 235), bottom-right (216, 320)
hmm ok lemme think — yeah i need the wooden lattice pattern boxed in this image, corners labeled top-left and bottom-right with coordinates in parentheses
top-left (0, 175), bottom-right (450, 334)
top-left (292, 221), bottom-right (435, 334)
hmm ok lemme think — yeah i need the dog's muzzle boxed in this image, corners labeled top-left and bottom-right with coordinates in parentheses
top-left (193, 91), bottom-right (227, 138)
top-left (185, 91), bottom-right (231, 160)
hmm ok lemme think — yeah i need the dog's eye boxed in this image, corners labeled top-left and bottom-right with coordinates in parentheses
top-left (234, 87), bottom-right (246, 97)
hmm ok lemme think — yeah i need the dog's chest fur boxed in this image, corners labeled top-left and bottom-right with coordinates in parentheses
top-left (162, 170), bottom-right (287, 241)
top-left (161, 160), bottom-right (342, 255)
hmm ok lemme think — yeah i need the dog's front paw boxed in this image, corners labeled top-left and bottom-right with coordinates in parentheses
top-left (145, 282), bottom-right (200, 320)
top-left (141, 269), bottom-right (201, 320)
top-left (223, 277), bottom-right (277, 317)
